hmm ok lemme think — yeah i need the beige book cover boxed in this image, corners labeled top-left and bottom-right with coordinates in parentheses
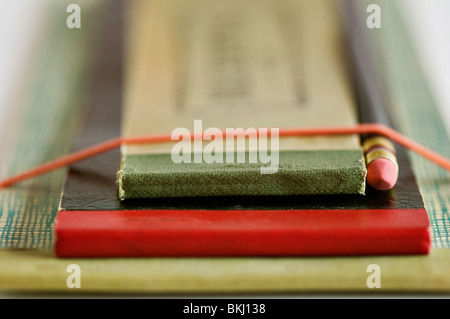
top-left (118, 0), bottom-right (366, 199)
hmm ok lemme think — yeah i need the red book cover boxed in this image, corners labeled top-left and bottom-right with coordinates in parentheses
top-left (55, 209), bottom-right (430, 257)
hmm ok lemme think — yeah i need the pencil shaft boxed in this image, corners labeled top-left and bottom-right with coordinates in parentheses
top-left (339, 0), bottom-right (393, 127)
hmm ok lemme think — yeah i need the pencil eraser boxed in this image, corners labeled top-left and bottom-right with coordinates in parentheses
top-left (366, 157), bottom-right (398, 191)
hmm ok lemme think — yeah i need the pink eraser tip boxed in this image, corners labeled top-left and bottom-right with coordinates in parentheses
top-left (366, 157), bottom-right (398, 191)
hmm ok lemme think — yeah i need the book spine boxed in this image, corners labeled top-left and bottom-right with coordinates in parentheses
top-left (118, 151), bottom-right (367, 199)
top-left (54, 209), bottom-right (430, 257)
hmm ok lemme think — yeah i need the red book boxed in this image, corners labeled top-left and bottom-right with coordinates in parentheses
top-left (55, 209), bottom-right (430, 257)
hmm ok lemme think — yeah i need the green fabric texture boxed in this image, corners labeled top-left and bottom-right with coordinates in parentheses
top-left (118, 150), bottom-right (367, 199)
top-left (0, 2), bottom-right (99, 249)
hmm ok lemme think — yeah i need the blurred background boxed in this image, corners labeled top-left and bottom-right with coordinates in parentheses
top-left (0, 1), bottom-right (50, 131)
top-left (0, 0), bottom-right (449, 136)
top-left (398, 0), bottom-right (450, 134)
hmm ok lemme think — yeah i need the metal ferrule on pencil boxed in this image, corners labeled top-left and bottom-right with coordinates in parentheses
top-left (363, 136), bottom-right (398, 168)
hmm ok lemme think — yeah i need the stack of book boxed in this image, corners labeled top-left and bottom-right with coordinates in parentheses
top-left (54, 0), bottom-right (430, 258)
